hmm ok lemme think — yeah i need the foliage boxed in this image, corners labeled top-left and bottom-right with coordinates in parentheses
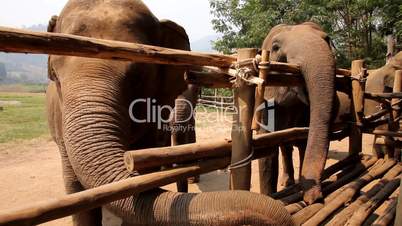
top-left (210, 0), bottom-right (402, 68)
top-left (0, 92), bottom-right (48, 143)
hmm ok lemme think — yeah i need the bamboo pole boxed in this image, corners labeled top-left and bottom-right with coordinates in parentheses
top-left (230, 48), bottom-right (257, 191)
top-left (124, 127), bottom-right (309, 172)
top-left (252, 50), bottom-right (270, 131)
top-left (370, 188), bottom-right (399, 226)
top-left (303, 159), bottom-right (396, 226)
top-left (0, 26), bottom-right (236, 67)
top-left (349, 60), bottom-right (366, 155)
top-left (292, 203), bottom-right (324, 226)
top-left (280, 155), bottom-right (377, 205)
top-left (346, 175), bottom-right (401, 226)
top-left (325, 164), bottom-right (402, 226)
top-left (272, 154), bottom-right (361, 200)
top-left (0, 157), bottom-right (230, 226)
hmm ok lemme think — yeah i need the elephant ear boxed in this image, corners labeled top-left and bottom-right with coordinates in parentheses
top-left (158, 20), bottom-right (190, 101)
top-left (302, 22), bottom-right (332, 46)
top-left (262, 24), bottom-right (289, 50)
top-left (47, 15), bottom-right (59, 81)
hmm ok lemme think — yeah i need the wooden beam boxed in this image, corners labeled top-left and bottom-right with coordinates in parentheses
top-left (0, 26), bottom-right (235, 67)
top-left (0, 26), bottom-right (352, 88)
top-left (0, 157), bottom-right (230, 226)
top-left (124, 127), bottom-right (309, 172)
top-left (252, 50), bottom-right (270, 131)
top-left (349, 60), bottom-right (366, 155)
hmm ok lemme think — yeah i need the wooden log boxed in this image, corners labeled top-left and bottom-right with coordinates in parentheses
top-left (321, 154), bottom-right (361, 180)
top-left (364, 92), bottom-right (402, 100)
top-left (392, 70), bottom-right (402, 121)
top-left (185, 70), bottom-right (232, 88)
top-left (363, 108), bottom-right (390, 123)
top-left (124, 127), bottom-right (310, 172)
top-left (368, 188), bottom-right (399, 226)
top-left (326, 164), bottom-right (402, 226)
top-left (346, 175), bottom-right (401, 226)
top-left (230, 48), bottom-right (257, 191)
top-left (280, 156), bottom-right (377, 205)
top-left (0, 156), bottom-right (230, 226)
top-left (285, 201), bottom-right (307, 215)
top-left (322, 156), bottom-right (379, 196)
top-left (292, 203), bottom-right (324, 226)
top-left (364, 129), bottom-right (402, 138)
top-left (252, 50), bottom-right (270, 130)
top-left (272, 154), bottom-right (362, 200)
top-left (349, 60), bottom-right (366, 155)
top-left (396, 177), bottom-right (402, 226)
top-left (0, 26), bottom-right (236, 67)
top-left (303, 159), bottom-right (396, 226)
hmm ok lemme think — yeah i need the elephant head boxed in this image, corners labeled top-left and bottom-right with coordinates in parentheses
top-left (365, 51), bottom-right (402, 115)
top-left (262, 22), bottom-right (336, 204)
top-left (46, 0), bottom-right (293, 225)
top-left (364, 51), bottom-right (402, 158)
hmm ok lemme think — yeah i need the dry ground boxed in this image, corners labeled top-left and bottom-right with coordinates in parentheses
top-left (0, 111), bottom-right (375, 226)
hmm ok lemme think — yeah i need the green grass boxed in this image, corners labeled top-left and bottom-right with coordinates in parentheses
top-left (0, 83), bottom-right (47, 93)
top-left (0, 92), bottom-right (48, 143)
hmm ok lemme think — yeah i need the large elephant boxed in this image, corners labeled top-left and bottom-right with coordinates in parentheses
top-left (46, 0), bottom-right (293, 225)
top-left (259, 22), bottom-right (336, 204)
top-left (365, 51), bottom-right (402, 158)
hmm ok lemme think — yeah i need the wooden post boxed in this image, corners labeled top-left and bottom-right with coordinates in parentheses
top-left (349, 60), bottom-right (366, 155)
top-left (393, 70), bottom-right (402, 226)
top-left (252, 50), bottom-right (270, 131)
top-left (392, 70), bottom-right (402, 122)
top-left (230, 48), bottom-right (257, 190)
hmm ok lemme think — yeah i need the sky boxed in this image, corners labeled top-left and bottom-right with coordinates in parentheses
top-left (0, 0), bottom-right (217, 42)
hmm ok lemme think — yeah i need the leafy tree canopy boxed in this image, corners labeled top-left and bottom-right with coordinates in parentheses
top-left (210, 0), bottom-right (402, 68)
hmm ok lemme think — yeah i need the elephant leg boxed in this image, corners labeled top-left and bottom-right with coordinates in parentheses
top-left (372, 135), bottom-right (387, 159)
top-left (296, 141), bottom-right (307, 180)
top-left (258, 147), bottom-right (279, 195)
top-left (279, 145), bottom-right (295, 187)
top-left (58, 143), bottom-right (102, 226)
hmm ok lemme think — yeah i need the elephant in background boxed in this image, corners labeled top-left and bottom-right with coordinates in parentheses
top-left (46, 0), bottom-right (293, 225)
top-left (365, 51), bottom-right (402, 159)
top-left (170, 84), bottom-right (200, 192)
top-left (258, 22), bottom-right (337, 204)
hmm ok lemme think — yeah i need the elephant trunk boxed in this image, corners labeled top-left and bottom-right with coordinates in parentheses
top-left (290, 36), bottom-right (336, 204)
top-left (61, 64), bottom-right (293, 225)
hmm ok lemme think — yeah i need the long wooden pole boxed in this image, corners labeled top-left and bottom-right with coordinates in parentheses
top-left (349, 60), bottom-right (366, 155)
top-left (0, 26), bottom-right (235, 67)
top-left (0, 26), bottom-right (351, 79)
top-left (0, 157), bottom-right (230, 226)
top-left (394, 70), bottom-right (402, 226)
top-left (252, 50), bottom-right (269, 131)
top-left (124, 127), bottom-right (310, 172)
top-left (230, 48), bottom-right (257, 191)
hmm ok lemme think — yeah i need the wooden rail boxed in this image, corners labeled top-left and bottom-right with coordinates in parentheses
top-left (0, 26), bottom-right (351, 81)
top-left (0, 26), bottom-right (235, 67)
top-left (0, 157), bottom-right (230, 226)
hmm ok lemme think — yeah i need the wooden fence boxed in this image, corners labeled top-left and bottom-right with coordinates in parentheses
top-left (0, 26), bottom-right (400, 225)
top-left (198, 89), bottom-right (234, 110)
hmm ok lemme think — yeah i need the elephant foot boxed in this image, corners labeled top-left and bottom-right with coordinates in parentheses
top-left (279, 175), bottom-right (295, 187)
top-left (303, 185), bottom-right (323, 205)
top-left (188, 175), bottom-right (200, 184)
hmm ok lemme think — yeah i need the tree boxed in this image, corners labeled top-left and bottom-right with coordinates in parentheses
top-left (0, 62), bottom-right (6, 81)
top-left (210, 0), bottom-right (402, 68)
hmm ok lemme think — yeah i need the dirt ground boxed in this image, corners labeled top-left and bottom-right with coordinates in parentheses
top-left (0, 121), bottom-right (375, 226)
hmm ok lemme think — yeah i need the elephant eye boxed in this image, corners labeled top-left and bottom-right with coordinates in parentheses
top-left (272, 43), bottom-right (280, 52)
